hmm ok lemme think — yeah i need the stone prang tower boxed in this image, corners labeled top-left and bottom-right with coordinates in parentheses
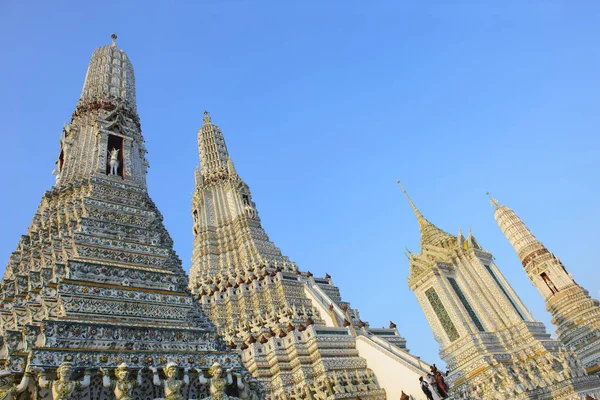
top-left (490, 194), bottom-right (600, 375)
top-left (399, 182), bottom-right (600, 400)
top-left (0, 38), bottom-right (257, 399)
top-left (189, 113), bottom-right (432, 400)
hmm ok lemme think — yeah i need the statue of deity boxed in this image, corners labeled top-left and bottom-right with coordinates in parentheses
top-left (101, 363), bottom-right (142, 400)
top-left (310, 377), bottom-right (332, 400)
top-left (198, 362), bottom-right (239, 400)
top-left (236, 372), bottom-right (261, 400)
top-left (109, 148), bottom-right (120, 176)
top-left (0, 362), bottom-right (33, 400)
top-left (150, 363), bottom-right (190, 400)
top-left (330, 373), bottom-right (345, 394)
top-left (38, 362), bottom-right (91, 400)
top-left (568, 347), bottom-right (587, 377)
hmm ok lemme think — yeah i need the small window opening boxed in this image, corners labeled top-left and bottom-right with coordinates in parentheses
top-left (59, 149), bottom-right (64, 172)
top-left (107, 134), bottom-right (124, 177)
top-left (242, 194), bottom-right (250, 206)
top-left (540, 272), bottom-right (558, 295)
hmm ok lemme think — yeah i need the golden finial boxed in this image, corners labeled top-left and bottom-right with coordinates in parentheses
top-left (396, 180), bottom-right (425, 226)
top-left (486, 192), bottom-right (500, 207)
top-left (111, 33), bottom-right (118, 47)
top-left (203, 110), bottom-right (211, 124)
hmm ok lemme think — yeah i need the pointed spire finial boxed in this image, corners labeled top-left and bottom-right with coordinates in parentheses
top-left (203, 110), bottom-right (211, 124)
top-left (396, 180), bottom-right (425, 226)
top-left (486, 192), bottom-right (499, 207)
top-left (111, 33), bottom-right (118, 47)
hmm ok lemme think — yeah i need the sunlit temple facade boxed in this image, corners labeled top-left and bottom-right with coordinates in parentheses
top-left (0, 37), bottom-right (435, 400)
top-left (491, 196), bottom-right (600, 375)
top-left (3, 35), bottom-right (600, 400)
top-left (188, 113), bottom-right (432, 400)
top-left (399, 182), bottom-right (600, 399)
top-left (0, 38), bottom-right (260, 399)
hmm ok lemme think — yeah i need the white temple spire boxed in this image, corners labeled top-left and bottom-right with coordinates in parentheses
top-left (396, 180), bottom-right (455, 249)
top-left (490, 196), bottom-right (600, 373)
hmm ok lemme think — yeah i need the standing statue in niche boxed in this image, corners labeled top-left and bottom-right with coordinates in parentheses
top-left (150, 362), bottom-right (190, 400)
top-left (198, 362), bottom-right (240, 400)
top-left (109, 148), bottom-right (120, 176)
top-left (0, 359), bottom-right (34, 400)
top-left (38, 362), bottom-right (91, 399)
top-left (101, 363), bottom-right (142, 400)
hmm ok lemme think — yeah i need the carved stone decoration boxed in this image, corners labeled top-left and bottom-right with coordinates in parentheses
top-left (151, 362), bottom-right (189, 400)
top-left (238, 372), bottom-right (262, 400)
top-left (38, 362), bottom-right (92, 400)
top-left (198, 362), bottom-right (241, 400)
top-left (22, 325), bottom-right (40, 352)
top-left (101, 362), bottom-right (141, 400)
top-left (0, 363), bottom-right (33, 400)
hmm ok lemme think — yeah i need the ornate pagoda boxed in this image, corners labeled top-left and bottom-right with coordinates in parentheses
top-left (188, 113), bottom-right (432, 400)
top-left (0, 37), bottom-right (257, 399)
top-left (490, 195), bottom-right (600, 375)
top-left (399, 182), bottom-right (600, 400)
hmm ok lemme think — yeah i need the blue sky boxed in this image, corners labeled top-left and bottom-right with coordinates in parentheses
top-left (1, 1), bottom-right (599, 368)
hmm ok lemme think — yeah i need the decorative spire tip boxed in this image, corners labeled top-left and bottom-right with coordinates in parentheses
top-left (203, 110), bottom-right (211, 124)
top-left (396, 179), bottom-right (425, 225)
top-left (111, 33), bottom-right (118, 47)
top-left (486, 192), bottom-right (500, 207)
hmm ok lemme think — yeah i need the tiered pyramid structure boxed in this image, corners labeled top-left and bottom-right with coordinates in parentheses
top-left (188, 113), bottom-right (432, 400)
top-left (0, 39), bottom-right (250, 399)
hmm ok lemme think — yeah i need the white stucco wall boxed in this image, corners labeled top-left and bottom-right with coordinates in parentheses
top-left (355, 335), bottom-right (429, 400)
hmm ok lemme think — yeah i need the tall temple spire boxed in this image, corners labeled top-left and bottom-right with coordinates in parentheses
top-left (396, 180), bottom-right (425, 226)
top-left (405, 190), bottom-right (600, 398)
top-left (0, 39), bottom-right (252, 396)
top-left (396, 180), bottom-right (455, 249)
top-left (196, 111), bottom-right (231, 179)
top-left (485, 191), bottom-right (499, 207)
top-left (80, 36), bottom-right (136, 108)
top-left (490, 195), bottom-right (600, 374)
top-left (189, 115), bottom-right (431, 399)
top-left (489, 195), bottom-right (541, 261)
top-left (53, 38), bottom-right (148, 187)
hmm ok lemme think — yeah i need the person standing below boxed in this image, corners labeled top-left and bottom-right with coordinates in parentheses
top-left (435, 371), bottom-right (448, 398)
top-left (419, 376), bottom-right (434, 400)
top-left (427, 373), bottom-right (445, 400)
